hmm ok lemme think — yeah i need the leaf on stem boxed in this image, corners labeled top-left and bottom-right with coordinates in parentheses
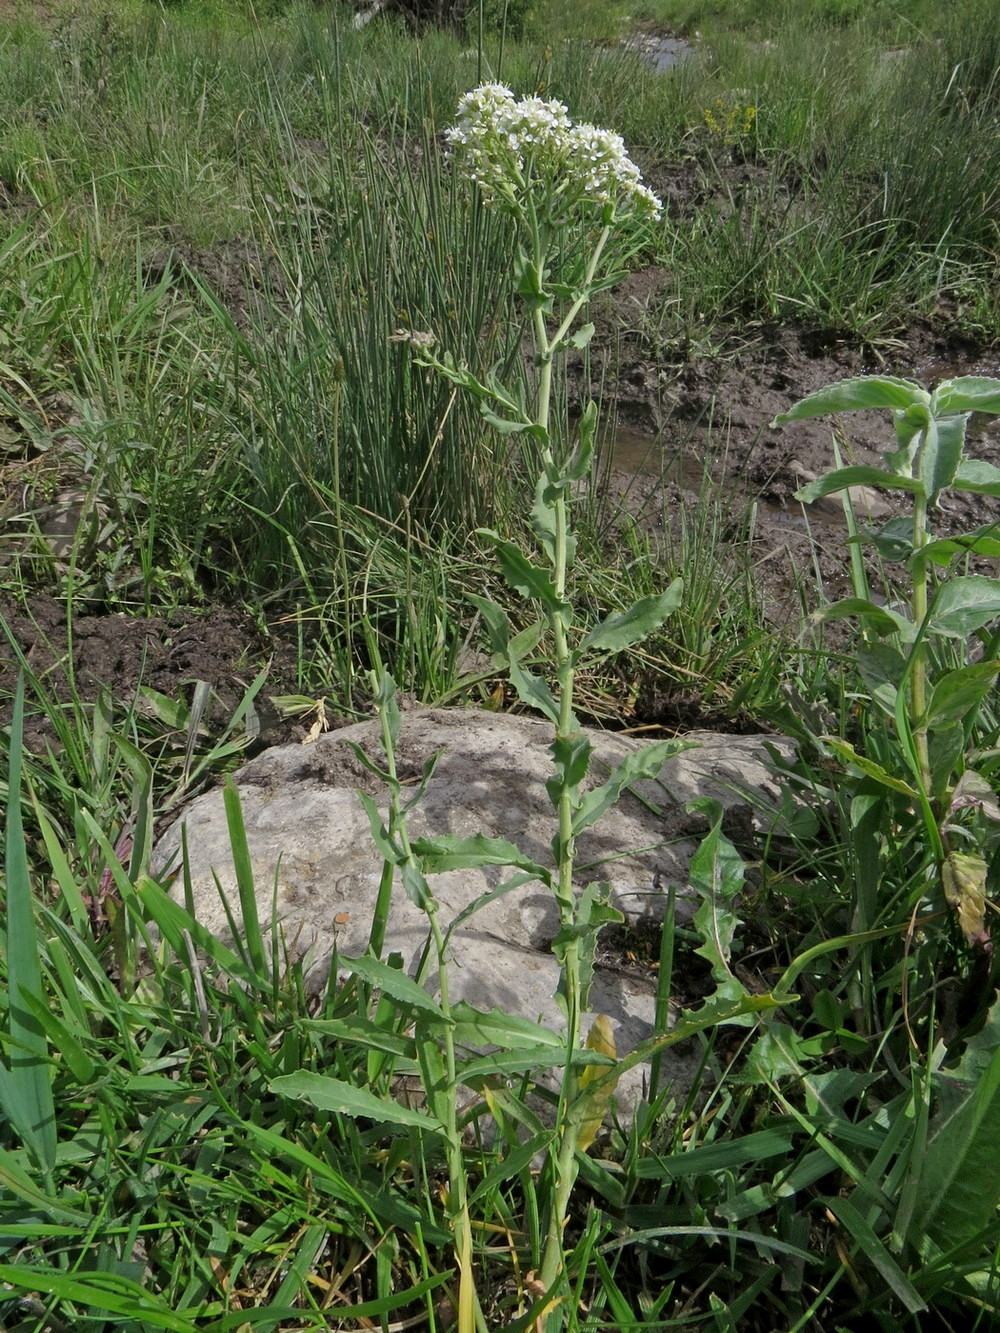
top-left (575, 581), bottom-right (683, 658)
top-left (931, 376), bottom-right (1000, 415)
top-left (819, 739), bottom-right (920, 798)
top-left (854, 516), bottom-right (913, 562)
top-left (569, 738), bottom-right (695, 837)
top-left (925, 662), bottom-right (1000, 732)
top-left (271, 1071), bottom-right (446, 1132)
top-left (809, 597), bottom-right (912, 637)
top-left (688, 798), bottom-right (745, 987)
top-left (921, 413), bottom-right (968, 506)
top-left (928, 575), bottom-right (1000, 637)
top-left (953, 458), bottom-right (1000, 497)
top-left (562, 400), bottom-right (598, 484)
top-left (547, 732), bottom-right (594, 810)
top-left (942, 850), bottom-right (989, 944)
top-left (410, 832), bottom-right (551, 883)
top-left (338, 954), bottom-right (449, 1020)
top-left (922, 525), bottom-right (1000, 565)
top-left (573, 1015), bottom-right (620, 1151)
top-left (508, 656), bottom-right (560, 725)
top-left (794, 465), bottom-right (923, 504)
top-left (552, 882), bottom-right (623, 1013)
top-left (771, 376), bottom-right (927, 425)
top-left (450, 1001), bottom-right (563, 1049)
top-left (494, 540), bottom-right (566, 617)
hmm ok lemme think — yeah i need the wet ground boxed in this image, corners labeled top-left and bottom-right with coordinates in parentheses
top-left (5, 274), bottom-right (996, 760)
top-left (2, 25), bottom-right (998, 751)
top-left (591, 304), bottom-right (1000, 632)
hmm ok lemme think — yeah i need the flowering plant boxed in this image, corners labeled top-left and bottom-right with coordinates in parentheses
top-left (306, 90), bottom-right (775, 1332)
top-left (444, 83), bottom-right (663, 222)
top-left (402, 88), bottom-right (691, 1323)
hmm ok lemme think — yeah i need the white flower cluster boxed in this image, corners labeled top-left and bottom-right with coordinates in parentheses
top-left (445, 83), bottom-right (662, 222)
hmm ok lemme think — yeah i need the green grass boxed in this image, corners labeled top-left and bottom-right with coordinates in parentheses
top-left (1, 0), bottom-right (1000, 1327)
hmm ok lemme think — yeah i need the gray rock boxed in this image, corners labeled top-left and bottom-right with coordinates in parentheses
top-left (154, 707), bottom-right (797, 1119)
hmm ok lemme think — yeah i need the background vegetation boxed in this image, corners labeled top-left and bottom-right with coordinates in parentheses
top-left (1, 0), bottom-right (999, 1327)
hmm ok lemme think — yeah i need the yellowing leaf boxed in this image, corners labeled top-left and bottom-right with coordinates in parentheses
top-left (942, 850), bottom-right (989, 944)
top-left (575, 1015), bottom-right (619, 1152)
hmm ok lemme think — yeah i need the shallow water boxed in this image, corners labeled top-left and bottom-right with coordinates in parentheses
top-left (623, 33), bottom-right (693, 73)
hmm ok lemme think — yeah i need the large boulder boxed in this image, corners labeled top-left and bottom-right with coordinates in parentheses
top-left (154, 707), bottom-right (796, 1115)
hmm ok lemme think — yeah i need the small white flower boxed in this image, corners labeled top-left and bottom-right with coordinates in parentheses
top-left (445, 84), bottom-right (662, 223)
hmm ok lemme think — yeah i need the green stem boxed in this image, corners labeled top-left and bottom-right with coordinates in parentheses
top-left (376, 683), bottom-right (486, 1333)
top-left (910, 486), bottom-right (932, 798)
top-left (524, 226), bottom-right (615, 1307)
top-left (424, 885), bottom-right (487, 1333)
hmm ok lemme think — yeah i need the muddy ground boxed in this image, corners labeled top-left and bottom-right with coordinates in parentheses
top-left (2, 155), bottom-right (999, 755)
top-left (595, 277), bottom-right (1000, 629)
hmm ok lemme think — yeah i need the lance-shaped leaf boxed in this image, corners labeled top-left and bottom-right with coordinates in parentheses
top-left (908, 1046), bottom-right (1000, 1255)
top-left (2, 674), bottom-right (56, 1172)
top-left (573, 1015), bottom-right (621, 1151)
top-left (481, 403), bottom-right (532, 434)
top-left (857, 643), bottom-right (907, 716)
top-left (508, 656), bottom-right (560, 725)
top-left (928, 575), bottom-right (1000, 638)
top-left (953, 458), bottom-right (1000, 497)
top-left (530, 473), bottom-right (559, 565)
top-left (460, 1044), bottom-right (612, 1082)
top-left (942, 850), bottom-right (988, 943)
top-left (551, 883), bottom-right (623, 1013)
top-left (564, 400), bottom-right (598, 483)
top-left (820, 738), bottom-right (920, 798)
top-left (547, 732), bottom-right (594, 810)
top-left (575, 581), bottom-right (683, 659)
top-left (922, 525), bottom-right (1000, 566)
top-left (794, 465), bottom-right (923, 504)
top-left (884, 401), bottom-right (931, 474)
top-left (445, 869), bottom-right (553, 939)
top-left (401, 859), bottom-right (434, 912)
top-left (337, 954), bottom-right (448, 1020)
top-left (570, 738), bottom-right (696, 837)
top-left (925, 661), bottom-right (1000, 731)
top-left (271, 1072), bottom-right (445, 1132)
top-left (494, 541), bottom-right (570, 625)
top-left (931, 375), bottom-right (1000, 415)
top-left (450, 1002), bottom-right (563, 1049)
top-left (920, 412), bottom-right (969, 506)
top-left (809, 597), bottom-right (912, 637)
top-left (856, 516), bottom-right (913, 562)
top-left (688, 798), bottom-right (745, 986)
top-left (410, 832), bottom-right (550, 884)
top-left (771, 376), bottom-right (927, 425)
top-left (356, 790), bottom-right (403, 863)
top-left (467, 593), bottom-right (511, 657)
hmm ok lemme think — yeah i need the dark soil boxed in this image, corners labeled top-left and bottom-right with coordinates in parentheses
top-left (0, 590), bottom-right (309, 757)
top-left (592, 306), bottom-right (1000, 629)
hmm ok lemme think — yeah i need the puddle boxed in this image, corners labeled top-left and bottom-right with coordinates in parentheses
top-left (611, 424), bottom-right (863, 535)
top-left (623, 33), bottom-right (694, 73)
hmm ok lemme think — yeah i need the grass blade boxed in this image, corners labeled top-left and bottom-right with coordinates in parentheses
top-left (1, 672), bottom-right (57, 1173)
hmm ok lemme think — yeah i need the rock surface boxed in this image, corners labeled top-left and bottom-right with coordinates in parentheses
top-left (154, 707), bottom-right (797, 1116)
